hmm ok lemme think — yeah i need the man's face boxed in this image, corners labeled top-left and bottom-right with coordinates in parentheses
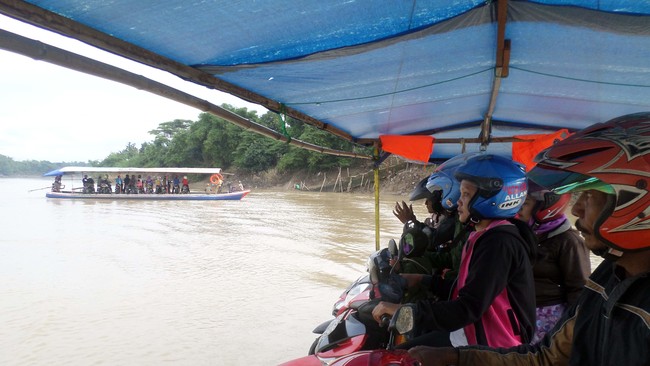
top-left (571, 190), bottom-right (609, 253)
top-left (424, 197), bottom-right (434, 214)
top-left (457, 180), bottom-right (477, 223)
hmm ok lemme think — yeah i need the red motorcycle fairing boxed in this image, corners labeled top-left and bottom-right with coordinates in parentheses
top-left (333, 282), bottom-right (372, 317)
top-left (318, 335), bottom-right (367, 359)
top-left (328, 349), bottom-right (419, 366)
top-left (276, 355), bottom-right (321, 366)
top-left (314, 309), bottom-right (368, 355)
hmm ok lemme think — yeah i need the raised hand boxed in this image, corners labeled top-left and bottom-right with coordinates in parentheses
top-left (393, 200), bottom-right (416, 224)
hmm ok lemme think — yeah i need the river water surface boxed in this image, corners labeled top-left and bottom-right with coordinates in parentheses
top-left (1, 177), bottom-right (412, 365)
top-left (1, 177), bottom-right (602, 365)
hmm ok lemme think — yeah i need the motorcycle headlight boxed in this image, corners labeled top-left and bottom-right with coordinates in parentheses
top-left (393, 305), bottom-right (415, 335)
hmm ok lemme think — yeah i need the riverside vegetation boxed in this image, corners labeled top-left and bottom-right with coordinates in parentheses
top-left (2, 104), bottom-right (438, 194)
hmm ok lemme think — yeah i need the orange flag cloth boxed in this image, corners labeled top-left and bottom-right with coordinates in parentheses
top-left (512, 129), bottom-right (571, 171)
top-left (380, 135), bottom-right (435, 163)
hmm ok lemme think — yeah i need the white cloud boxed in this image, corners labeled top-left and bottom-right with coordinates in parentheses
top-left (0, 15), bottom-right (266, 162)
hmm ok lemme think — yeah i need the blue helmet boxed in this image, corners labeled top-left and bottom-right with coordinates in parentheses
top-left (426, 152), bottom-right (482, 211)
top-left (454, 154), bottom-right (527, 219)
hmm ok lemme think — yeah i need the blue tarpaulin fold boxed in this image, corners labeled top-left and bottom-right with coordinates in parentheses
top-left (3, 0), bottom-right (650, 159)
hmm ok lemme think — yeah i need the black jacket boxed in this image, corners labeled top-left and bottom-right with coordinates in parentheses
top-left (459, 259), bottom-right (650, 365)
top-left (533, 221), bottom-right (590, 307)
top-left (417, 219), bottom-right (537, 346)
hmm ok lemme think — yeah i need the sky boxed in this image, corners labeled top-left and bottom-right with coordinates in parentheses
top-left (0, 14), bottom-right (267, 163)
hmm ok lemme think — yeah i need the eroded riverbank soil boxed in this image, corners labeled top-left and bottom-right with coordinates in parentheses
top-left (219, 157), bottom-right (439, 196)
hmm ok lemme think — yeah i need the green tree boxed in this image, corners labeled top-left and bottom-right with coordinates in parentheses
top-left (148, 119), bottom-right (193, 139)
top-left (87, 104), bottom-right (369, 174)
top-left (200, 113), bottom-right (242, 168)
top-left (99, 142), bottom-right (141, 167)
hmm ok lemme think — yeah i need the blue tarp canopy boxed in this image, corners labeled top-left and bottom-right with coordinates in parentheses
top-left (1, 0), bottom-right (650, 160)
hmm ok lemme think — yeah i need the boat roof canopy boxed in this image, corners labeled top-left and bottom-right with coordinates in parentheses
top-left (3, 1), bottom-right (650, 162)
top-left (44, 167), bottom-right (223, 177)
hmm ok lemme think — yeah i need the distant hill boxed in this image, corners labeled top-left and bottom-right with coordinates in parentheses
top-left (0, 154), bottom-right (88, 177)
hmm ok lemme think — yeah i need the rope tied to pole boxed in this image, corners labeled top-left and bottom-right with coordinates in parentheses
top-left (278, 104), bottom-right (292, 143)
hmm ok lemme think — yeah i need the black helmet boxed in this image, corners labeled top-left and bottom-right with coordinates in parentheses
top-left (399, 221), bottom-right (430, 258)
top-left (409, 177), bottom-right (433, 201)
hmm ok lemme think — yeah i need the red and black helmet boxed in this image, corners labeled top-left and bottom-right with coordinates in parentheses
top-left (527, 181), bottom-right (571, 224)
top-left (528, 112), bottom-right (650, 252)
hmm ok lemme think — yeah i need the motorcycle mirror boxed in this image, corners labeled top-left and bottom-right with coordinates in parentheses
top-left (367, 248), bottom-right (393, 285)
top-left (388, 239), bottom-right (398, 258)
top-left (389, 304), bottom-right (416, 336)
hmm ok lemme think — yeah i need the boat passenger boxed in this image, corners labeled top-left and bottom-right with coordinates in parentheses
top-left (182, 176), bottom-right (189, 193)
top-left (123, 174), bottom-right (131, 193)
top-left (154, 176), bottom-right (162, 194)
top-left (130, 178), bottom-right (137, 193)
top-left (390, 176), bottom-right (441, 302)
top-left (516, 182), bottom-right (590, 343)
top-left (391, 173), bottom-right (456, 302)
top-left (146, 176), bottom-right (154, 193)
top-left (161, 175), bottom-right (168, 193)
top-left (51, 175), bottom-right (63, 192)
top-left (373, 154), bottom-right (537, 349)
top-left (391, 153), bottom-right (477, 304)
top-left (82, 174), bottom-right (95, 194)
top-left (98, 175), bottom-right (111, 194)
top-left (408, 112), bottom-right (650, 366)
top-left (136, 175), bottom-right (144, 193)
top-left (393, 176), bottom-right (442, 230)
top-left (173, 175), bottom-right (181, 193)
top-left (115, 175), bottom-right (123, 194)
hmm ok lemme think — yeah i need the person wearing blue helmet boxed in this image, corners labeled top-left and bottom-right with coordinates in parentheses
top-left (392, 172), bottom-right (459, 303)
top-left (394, 154), bottom-right (477, 303)
top-left (416, 153), bottom-right (481, 295)
top-left (373, 153), bottom-right (537, 350)
top-left (395, 152), bottom-right (480, 254)
top-left (393, 175), bottom-right (443, 230)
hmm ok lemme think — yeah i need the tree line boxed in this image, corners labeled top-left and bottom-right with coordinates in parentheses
top-left (1, 104), bottom-right (371, 177)
top-left (0, 154), bottom-right (75, 177)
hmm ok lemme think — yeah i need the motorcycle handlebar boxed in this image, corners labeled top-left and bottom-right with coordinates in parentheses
top-left (380, 314), bottom-right (391, 328)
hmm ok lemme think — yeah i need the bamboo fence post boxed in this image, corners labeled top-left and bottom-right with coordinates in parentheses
top-left (333, 167), bottom-right (341, 192)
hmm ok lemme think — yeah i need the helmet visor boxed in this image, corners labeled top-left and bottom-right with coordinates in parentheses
top-left (528, 165), bottom-right (615, 195)
top-left (401, 233), bottom-right (415, 256)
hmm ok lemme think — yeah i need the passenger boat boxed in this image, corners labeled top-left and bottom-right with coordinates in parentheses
top-left (43, 166), bottom-right (250, 201)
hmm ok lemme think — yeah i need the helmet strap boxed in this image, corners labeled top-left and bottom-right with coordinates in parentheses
top-left (594, 247), bottom-right (624, 260)
top-left (607, 248), bottom-right (624, 258)
top-left (463, 217), bottom-right (480, 232)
